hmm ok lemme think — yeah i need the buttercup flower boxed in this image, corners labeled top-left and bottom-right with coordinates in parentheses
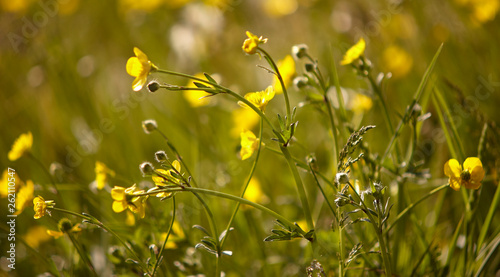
top-left (240, 130), bottom-right (260, 160)
top-left (33, 196), bottom-right (55, 219)
top-left (95, 161), bottom-right (116, 190)
top-left (111, 184), bottom-right (148, 218)
top-left (273, 55), bottom-right (296, 94)
top-left (341, 38), bottom-right (366, 65)
top-left (126, 47), bottom-right (157, 91)
top-left (15, 180), bottom-right (34, 215)
top-left (152, 160), bottom-right (181, 186)
top-left (242, 31), bottom-right (268, 55)
top-left (444, 157), bottom-right (485, 191)
top-left (238, 86), bottom-right (275, 112)
top-left (8, 132), bottom-right (33, 161)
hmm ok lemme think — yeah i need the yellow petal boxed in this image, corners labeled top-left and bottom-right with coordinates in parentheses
top-left (172, 160), bottom-right (181, 172)
top-left (8, 132), bottom-right (33, 161)
top-left (126, 57), bottom-right (143, 77)
top-left (132, 75), bottom-right (147, 91)
top-left (449, 177), bottom-right (461, 191)
top-left (47, 230), bottom-right (64, 239)
top-left (341, 38), bottom-right (366, 65)
top-left (111, 186), bottom-right (126, 201)
top-left (465, 158), bottom-right (485, 187)
top-left (274, 55), bottom-right (296, 94)
top-left (240, 130), bottom-right (259, 160)
top-left (112, 200), bottom-right (127, 213)
top-left (444, 159), bottom-right (461, 178)
top-left (133, 47), bottom-right (149, 63)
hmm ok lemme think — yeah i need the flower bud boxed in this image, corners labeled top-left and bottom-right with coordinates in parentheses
top-left (155, 150), bottom-right (168, 162)
top-left (147, 81), bottom-right (160, 93)
top-left (293, 76), bottom-right (309, 89)
top-left (58, 218), bottom-right (73, 232)
top-left (304, 63), bottom-right (315, 73)
top-left (335, 172), bottom-right (349, 185)
top-left (142, 119), bottom-right (158, 134)
top-left (140, 162), bottom-right (155, 176)
top-left (292, 44), bottom-right (309, 59)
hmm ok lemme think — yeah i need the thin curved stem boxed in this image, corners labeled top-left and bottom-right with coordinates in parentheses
top-left (220, 118), bottom-right (264, 248)
top-left (151, 197), bottom-right (176, 276)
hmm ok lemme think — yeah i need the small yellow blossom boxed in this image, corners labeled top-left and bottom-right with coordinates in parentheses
top-left (184, 73), bottom-right (214, 107)
top-left (242, 31), bottom-right (268, 55)
top-left (349, 93), bottom-right (373, 114)
top-left (230, 108), bottom-right (260, 138)
top-left (126, 47), bottom-right (157, 91)
top-left (444, 157), bottom-right (485, 191)
top-left (15, 180), bottom-right (34, 215)
top-left (263, 0), bottom-right (298, 17)
top-left (8, 132), bottom-right (33, 161)
top-left (152, 160), bottom-right (181, 187)
top-left (95, 161), bottom-right (116, 190)
top-left (382, 45), bottom-right (413, 79)
top-left (160, 220), bottom-right (186, 249)
top-left (33, 196), bottom-right (55, 219)
top-left (238, 86), bottom-right (275, 112)
top-left (341, 38), bottom-right (366, 65)
top-left (111, 184), bottom-right (148, 218)
top-left (23, 225), bottom-right (52, 248)
top-left (47, 219), bottom-right (82, 239)
top-left (243, 178), bottom-right (268, 205)
top-left (240, 130), bottom-right (260, 160)
top-left (274, 55), bottom-right (296, 94)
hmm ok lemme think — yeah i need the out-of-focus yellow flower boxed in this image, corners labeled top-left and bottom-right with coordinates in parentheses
top-left (184, 73), bottom-right (214, 107)
top-left (274, 55), bottom-right (296, 94)
top-left (242, 31), bottom-right (268, 55)
top-left (95, 161), bottom-right (116, 190)
top-left (341, 38), bottom-right (365, 65)
top-left (47, 219), bottom-right (82, 239)
top-left (238, 86), bottom-right (275, 112)
top-left (8, 132), bottom-right (33, 161)
top-left (160, 220), bottom-right (186, 249)
top-left (23, 225), bottom-right (51, 248)
top-left (0, 0), bottom-right (33, 13)
top-left (382, 45), bottom-right (413, 79)
top-left (230, 108), bottom-right (260, 138)
top-left (456, 0), bottom-right (500, 23)
top-left (263, 0), bottom-right (298, 17)
top-left (15, 180), bottom-right (34, 215)
top-left (33, 196), bottom-right (55, 219)
top-left (111, 184), bottom-right (148, 218)
top-left (126, 47), bottom-right (157, 91)
top-left (240, 130), bottom-right (260, 160)
top-left (349, 93), bottom-right (373, 114)
top-left (444, 157), bottom-right (485, 191)
top-left (125, 210), bottom-right (136, 226)
top-left (119, 0), bottom-right (164, 12)
top-left (1, 169), bottom-right (21, 198)
top-left (243, 178), bottom-right (268, 206)
top-left (59, 0), bottom-right (80, 15)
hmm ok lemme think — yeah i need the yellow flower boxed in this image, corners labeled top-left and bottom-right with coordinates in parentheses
top-left (23, 225), bottom-right (52, 248)
top-left (263, 0), bottom-right (298, 17)
top-left (341, 38), bottom-right (366, 65)
top-left (95, 161), bottom-right (116, 190)
top-left (33, 196), bottom-right (55, 219)
top-left (8, 132), bottom-right (33, 161)
top-left (230, 108), bottom-right (260, 138)
top-left (47, 219), bottom-right (82, 239)
top-left (242, 31), bottom-right (268, 55)
top-left (349, 93), bottom-right (373, 114)
top-left (238, 86), bottom-right (275, 112)
top-left (240, 130), bottom-right (260, 160)
top-left (444, 157), bottom-right (485, 191)
top-left (273, 55), bottom-right (296, 94)
top-left (184, 73), bottom-right (214, 107)
top-left (152, 160), bottom-right (181, 187)
top-left (160, 220), bottom-right (186, 249)
top-left (111, 184), bottom-right (148, 218)
top-left (243, 178), bottom-right (268, 205)
top-left (15, 180), bottom-right (34, 215)
top-left (126, 47), bottom-right (157, 91)
top-left (382, 45), bottom-right (413, 79)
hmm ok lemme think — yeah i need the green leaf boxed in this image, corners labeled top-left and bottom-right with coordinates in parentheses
top-left (203, 73), bottom-right (217, 84)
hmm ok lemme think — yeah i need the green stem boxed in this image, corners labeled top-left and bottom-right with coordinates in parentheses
top-left (279, 146), bottom-right (314, 233)
top-left (220, 118), bottom-right (264, 248)
top-left (144, 187), bottom-right (306, 236)
top-left (66, 231), bottom-right (97, 276)
top-left (258, 47), bottom-right (291, 125)
top-left (384, 184), bottom-right (448, 236)
top-left (151, 197), bottom-right (176, 276)
top-left (28, 153), bottom-right (64, 205)
top-left (477, 179), bottom-right (500, 253)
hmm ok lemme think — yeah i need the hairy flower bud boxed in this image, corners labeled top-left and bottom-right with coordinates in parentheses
top-left (147, 81), bottom-right (160, 92)
top-left (292, 44), bottom-right (309, 60)
top-left (142, 119), bottom-right (158, 134)
top-left (140, 162), bottom-right (155, 176)
top-left (155, 150), bottom-right (168, 162)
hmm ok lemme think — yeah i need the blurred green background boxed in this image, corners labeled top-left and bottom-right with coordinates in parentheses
top-left (1, 0), bottom-right (499, 276)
